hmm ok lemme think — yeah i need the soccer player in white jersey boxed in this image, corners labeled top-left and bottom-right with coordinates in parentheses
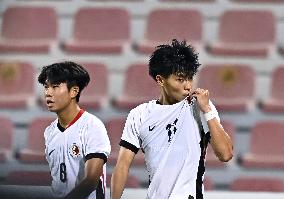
top-left (38, 61), bottom-right (111, 199)
top-left (111, 39), bottom-right (233, 199)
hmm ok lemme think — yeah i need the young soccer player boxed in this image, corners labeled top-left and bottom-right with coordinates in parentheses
top-left (38, 61), bottom-right (111, 199)
top-left (111, 40), bottom-right (233, 199)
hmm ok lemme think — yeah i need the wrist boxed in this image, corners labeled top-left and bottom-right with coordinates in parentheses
top-left (204, 110), bottom-right (217, 121)
top-left (201, 105), bottom-right (211, 113)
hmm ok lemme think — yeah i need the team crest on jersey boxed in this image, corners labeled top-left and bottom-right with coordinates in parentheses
top-left (69, 143), bottom-right (80, 158)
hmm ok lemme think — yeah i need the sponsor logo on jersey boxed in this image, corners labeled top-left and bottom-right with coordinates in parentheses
top-left (70, 143), bottom-right (80, 158)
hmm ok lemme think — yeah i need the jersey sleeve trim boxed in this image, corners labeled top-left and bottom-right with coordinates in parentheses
top-left (85, 153), bottom-right (107, 163)
top-left (119, 139), bottom-right (139, 154)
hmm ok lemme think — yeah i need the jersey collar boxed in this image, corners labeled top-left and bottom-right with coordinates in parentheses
top-left (57, 109), bottom-right (85, 132)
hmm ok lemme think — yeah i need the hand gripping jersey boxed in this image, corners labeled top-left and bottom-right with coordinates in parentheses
top-left (120, 98), bottom-right (220, 199)
top-left (44, 110), bottom-right (111, 199)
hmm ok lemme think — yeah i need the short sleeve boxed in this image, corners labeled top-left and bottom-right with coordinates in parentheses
top-left (120, 109), bottom-right (141, 153)
top-left (83, 117), bottom-right (111, 162)
top-left (200, 100), bottom-right (220, 133)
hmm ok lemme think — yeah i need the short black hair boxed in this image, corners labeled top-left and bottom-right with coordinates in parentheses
top-left (38, 61), bottom-right (90, 102)
top-left (149, 39), bottom-right (201, 80)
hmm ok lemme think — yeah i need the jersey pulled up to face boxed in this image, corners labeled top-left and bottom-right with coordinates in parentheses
top-left (121, 98), bottom-right (219, 199)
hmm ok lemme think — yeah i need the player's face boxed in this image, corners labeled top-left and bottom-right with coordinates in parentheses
top-left (44, 81), bottom-right (73, 113)
top-left (160, 74), bottom-right (193, 104)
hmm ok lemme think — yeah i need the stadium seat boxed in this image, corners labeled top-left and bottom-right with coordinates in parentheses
top-left (0, 117), bottom-right (13, 163)
top-left (197, 64), bottom-right (256, 112)
top-left (112, 63), bottom-right (159, 110)
top-left (63, 7), bottom-right (130, 54)
top-left (0, 62), bottom-right (35, 109)
top-left (135, 9), bottom-right (203, 54)
top-left (78, 62), bottom-right (109, 110)
top-left (105, 117), bottom-right (145, 166)
top-left (260, 66), bottom-right (284, 113)
top-left (6, 171), bottom-right (51, 186)
top-left (160, 0), bottom-right (214, 1)
top-left (234, 0), bottom-right (284, 2)
top-left (279, 45), bottom-right (284, 55)
top-left (206, 120), bottom-right (235, 167)
top-left (0, 6), bottom-right (57, 53)
top-left (18, 117), bottom-right (55, 163)
top-left (204, 177), bottom-right (214, 190)
top-left (106, 173), bottom-right (140, 188)
top-left (207, 10), bottom-right (275, 57)
top-left (240, 121), bottom-right (284, 169)
top-left (230, 177), bottom-right (284, 192)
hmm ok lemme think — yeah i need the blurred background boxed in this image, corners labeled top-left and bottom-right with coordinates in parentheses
top-left (0, 0), bottom-right (284, 197)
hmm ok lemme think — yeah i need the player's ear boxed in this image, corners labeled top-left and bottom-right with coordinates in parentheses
top-left (70, 86), bottom-right (79, 99)
top-left (156, 75), bottom-right (164, 87)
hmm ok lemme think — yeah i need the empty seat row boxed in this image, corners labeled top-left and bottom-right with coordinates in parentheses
top-left (6, 167), bottom-right (284, 192)
top-left (5, 168), bottom-right (284, 192)
top-left (0, 6), bottom-right (283, 57)
top-left (1, 116), bottom-right (284, 170)
top-left (11, 0), bottom-right (284, 2)
top-left (1, 61), bottom-right (284, 113)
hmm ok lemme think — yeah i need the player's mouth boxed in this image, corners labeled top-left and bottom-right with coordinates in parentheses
top-left (46, 99), bottom-right (55, 106)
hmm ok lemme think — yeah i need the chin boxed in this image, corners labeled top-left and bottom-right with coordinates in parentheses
top-left (47, 106), bottom-right (57, 112)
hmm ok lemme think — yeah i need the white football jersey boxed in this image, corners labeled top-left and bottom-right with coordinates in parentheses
top-left (44, 110), bottom-right (111, 199)
top-left (120, 98), bottom-right (220, 199)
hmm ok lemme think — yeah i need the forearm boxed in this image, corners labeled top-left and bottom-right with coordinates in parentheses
top-left (64, 178), bottom-right (99, 199)
top-left (111, 164), bottom-right (130, 199)
top-left (208, 118), bottom-right (233, 162)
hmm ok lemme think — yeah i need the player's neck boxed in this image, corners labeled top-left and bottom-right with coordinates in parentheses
top-left (57, 103), bottom-right (81, 128)
top-left (158, 94), bottom-right (178, 105)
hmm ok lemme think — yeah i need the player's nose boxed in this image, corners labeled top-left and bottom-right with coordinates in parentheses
top-left (184, 80), bottom-right (192, 91)
top-left (45, 87), bottom-right (52, 97)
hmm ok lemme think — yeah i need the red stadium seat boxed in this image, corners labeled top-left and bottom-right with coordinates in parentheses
top-left (240, 121), bottom-right (284, 169)
top-left (79, 62), bottom-right (109, 110)
top-left (6, 171), bottom-right (51, 186)
top-left (113, 63), bottom-right (159, 110)
top-left (230, 177), bottom-right (284, 192)
top-left (204, 177), bottom-right (214, 190)
top-left (105, 117), bottom-right (145, 166)
top-left (197, 64), bottom-right (256, 112)
top-left (63, 7), bottom-right (130, 54)
top-left (105, 117), bottom-right (125, 165)
top-left (207, 10), bottom-right (275, 57)
top-left (260, 66), bottom-right (284, 113)
top-left (135, 9), bottom-right (203, 54)
top-left (234, 0), bottom-right (284, 2)
top-left (279, 45), bottom-right (284, 55)
top-left (206, 120), bottom-right (235, 167)
top-left (0, 62), bottom-right (35, 109)
top-left (18, 117), bottom-right (55, 163)
top-left (160, 0), bottom-right (214, 1)
top-left (0, 117), bottom-right (13, 163)
top-left (106, 173), bottom-right (140, 188)
top-left (0, 6), bottom-right (57, 53)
